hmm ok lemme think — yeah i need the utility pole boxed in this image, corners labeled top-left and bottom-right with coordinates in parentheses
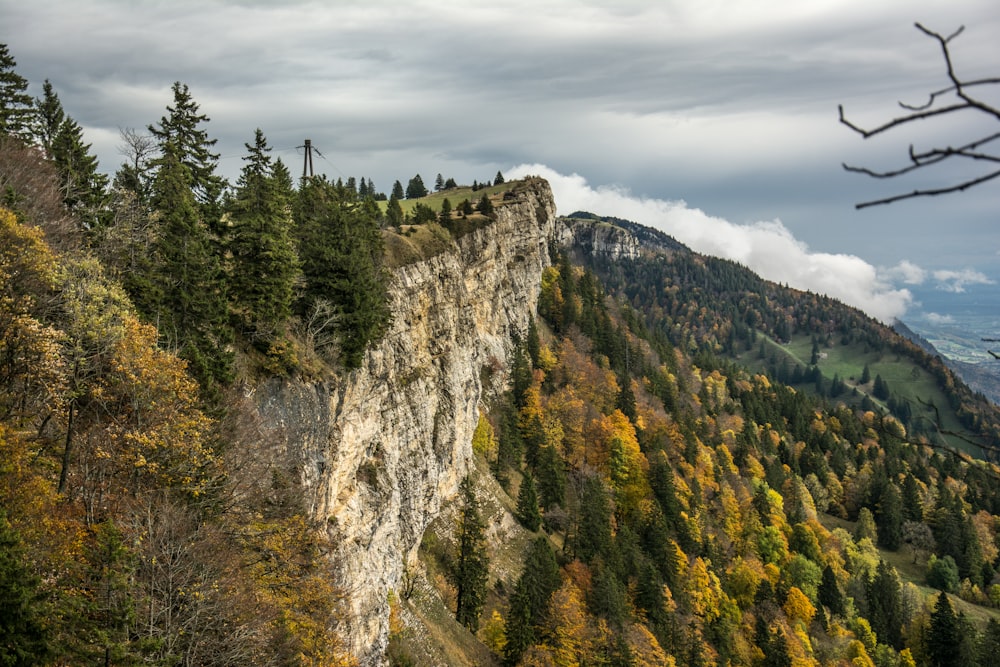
top-left (301, 138), bottom-right (314, 179)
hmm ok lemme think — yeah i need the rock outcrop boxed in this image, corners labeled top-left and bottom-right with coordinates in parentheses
top-left (253, 177), bottom-right (559, 663)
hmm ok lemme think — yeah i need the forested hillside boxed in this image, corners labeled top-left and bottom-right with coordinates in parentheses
top-left (392, 223), bottom-right (1000, 665)
top-left (6, 41), bottom-right (1000, 667)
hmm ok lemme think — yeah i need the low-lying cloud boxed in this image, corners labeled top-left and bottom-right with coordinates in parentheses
top-left (508, 164), bottom-right (915, 323)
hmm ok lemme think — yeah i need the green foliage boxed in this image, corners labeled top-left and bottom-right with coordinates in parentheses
top-left (294, 176), bottom-right (391, 369)
top-left (927, 554), bottom-right (960, 593)
top-left (0, 44), bottom-right (34, 140)
top-left (453, 476), bottom-right (489, 631)
top-left (226, 128), bottom-right (300, 345)
top-left (0, 512), bottom-right (50, 666)
top-left (503, 537), bottom-right (560, 666)
top-left (515, 471), bottom-right (542, 531)
top-left (405, 174), bottom-right (427, 199)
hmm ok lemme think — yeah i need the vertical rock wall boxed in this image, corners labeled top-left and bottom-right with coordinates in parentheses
top-left (254, 178), bottom-right (559, 663)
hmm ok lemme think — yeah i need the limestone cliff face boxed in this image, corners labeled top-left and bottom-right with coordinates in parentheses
top-left (252, 178), bottom-right (558, 663)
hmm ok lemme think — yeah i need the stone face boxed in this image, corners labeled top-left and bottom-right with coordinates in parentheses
top-left (252, 178), bottom-right (559, 663)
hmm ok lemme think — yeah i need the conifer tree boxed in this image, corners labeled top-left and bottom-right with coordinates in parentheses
top-left (876, 482), bottom-right (904, 550)
top-left (51, 116), bottom-right (108, 224)
top-left (148, 82), bottom-right (224, 226)
top-left (535, 443), bottom-right (566, 510)
top-left (866, 559), bottom-right (904, 649)
top-left (405, 174), bottom-right (427, 199)
top-left (0, 512), bottom-right (50, 665)
top-left (294, 176), bottom-right (390, 368)
top-left (926, 591), bottom-right (962, 667)
top-left (391, 179), bottom-right (404, 200)
top-left (818, 563), bottom-right (845, 617)
top-left (516, 471), bottom-right (542, 531)
top-left (227, 129), bottom-right (299, 344)
top-left (148, 140), bottom-right (232, 386)
top-left (33, 80), bottom-right (64, 153)
top-left (453, 476), bottom-right (489, 631)
top-left (503, 537), bottom-right (560, 665)
top-left (0, 44), bottom-right (34, 139)
top-left (576, 475), bottom-right (612, 563)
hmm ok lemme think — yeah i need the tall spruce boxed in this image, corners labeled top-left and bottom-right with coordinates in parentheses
top-left (453, 476), bottom-right (489, 631)
top-left (516, 471), bottom-right (542, 531)
top-left (0, 44), bottom-right (33, 139)
top-left (503, 536), bottom-right (561, 666)
top-left (293, 176), bottom-right (390, 368)
top-left (33, 80), bottom-right (64, 153)
top-left (0, 512), bottom-right (50, 665)
top-left (149, 140), bottom-right (231, 386)
top-left (866, 560), bottom-right (904, 649)
top-left (227, 129), bottom-right (299, 344)
top-left (148, 82), bottom-right (224, 229)
top-left (926, 591), bottom-right (962, 667)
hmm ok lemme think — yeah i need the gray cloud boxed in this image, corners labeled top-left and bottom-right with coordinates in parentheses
top-left (3, 0), bottom-right (999, 287)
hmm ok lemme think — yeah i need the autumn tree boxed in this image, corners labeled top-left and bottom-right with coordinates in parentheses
top-left (453, 476), bottom-right (489, 631)
top-left (840, 24), bottom-right (1000, 208)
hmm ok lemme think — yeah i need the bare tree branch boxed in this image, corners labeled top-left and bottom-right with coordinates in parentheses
top-left (840, 23), bottom-right (1000, 208)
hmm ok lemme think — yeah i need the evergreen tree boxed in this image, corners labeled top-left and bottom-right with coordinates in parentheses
top-left (575, 475), bottom-right (613, 563)
top-left (503, 537), bottom-right (560, 666)
top-left (926, 591), bottom-right (962, 667)
top-left (148, 139), bottom-right (232, 386)
top-left (33, 79), bottom-right (64, 153)
top-left (294, 177), bottom-right (391, 368)
top-left (444, 177), bottom-right (458, 189)
top-left (861, 363), bottom-right (872, 385)
top-left (876, 482), bottom-right (904, 550)
top-left (817, 564), bottom-right (844, 617)
top-left (494, 170), bottom-right (505, 185)
top-left (478, 192), bottom-right (495, 217)
top-left (902, 473), bottom-right (923, 522)
top-left (227, 129), bottom-right (300, 344)
top-left (535, 443), bottom-right (565, 510)
top-left (386, 192), bottom-right (404, 228)
top-left (976, 618), bottom-right (1000, 667)
top-left (51, 115), bottom-right (108, 225)
top-left (0, 44), bottom-right (34, 139)
top-left (148, 82), bottom-right (224, 224)
top-left (391, 179), bottom-right (404, 200)
top-left (0, 512), bottom-right (50, 665)
top-left (453, 476), bottom-right (489, 631)
top-left (866, 559), bottom-right (904, 649)
top-left (405, 174), bottom-right (427, 199)
top-left (525, 316), bottom-right (540, 368)
top-left (438, 197), bottom-right (452, 229)
top-left (516, 471), bottom-right (542, 531)
top-left (434, 173), bottom-right (444, 191)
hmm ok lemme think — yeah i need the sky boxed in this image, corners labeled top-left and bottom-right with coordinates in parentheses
top-left (3, 0), bottom-right (999, 323)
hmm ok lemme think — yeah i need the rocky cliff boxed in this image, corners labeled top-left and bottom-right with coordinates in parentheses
top-left (251, 178), bottom-right (561, 663)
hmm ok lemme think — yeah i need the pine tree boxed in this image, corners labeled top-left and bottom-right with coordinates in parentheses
top-left (453, 476), bottom-right (489, 631)
top-left (227, 129), bottom-right (300, 344)
top-left (405, 174), bottom-right (427, 199)
top-left (927, 591), bottom-right (962, 667)
top-left (535, 443), bottom-right (566, 510)
top-left (0, 44), bottom-right (34, 139)
top-left (391, 179), bottom-right (404, 200)
top-left (0, 512), bottom-right (50, 665)
top-left (516, 471), bottom-right (542, 531)
top-left (294, 177), bottom-right (391, 368)
top-left (866, 559), bottom-right (904, 649)
top-left (434, 173), bottom-right (444, 191)
top-left (148, 140), bottom-right (232, 386)
top-left (494, 170), bottom-right (505, 185)
top-left (438, 197), bottom-right (452, 230)
top-left (478, 192), bottom-right (495, 217)
top-left (148, 82), bottom-right (224, 224)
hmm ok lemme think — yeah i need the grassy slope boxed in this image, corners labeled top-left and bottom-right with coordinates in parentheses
top-left (737, 332), bottom-right (973, 454)
top-left (818, 513), bottom-right (1000, 627)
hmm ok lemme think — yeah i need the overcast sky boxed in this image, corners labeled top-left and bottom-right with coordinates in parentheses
top-left (3, 0), bottom-right (999, 322)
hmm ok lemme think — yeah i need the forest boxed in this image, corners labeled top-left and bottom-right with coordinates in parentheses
top-left (5, 39), bottom-right (1000, 667)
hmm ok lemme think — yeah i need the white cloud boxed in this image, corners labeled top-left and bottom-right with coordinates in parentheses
top-left (932, 268), bottom-right (995, 293)
top-left (881, 260), bottom-right (927, 285)
top-left (509, 164), bottom-right (914, 323)
top-left (925, 312), bottom-right (955, 324)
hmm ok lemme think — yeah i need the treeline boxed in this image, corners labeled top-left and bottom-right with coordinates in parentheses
top-left (423, 245), bottom-right (1000, 666)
